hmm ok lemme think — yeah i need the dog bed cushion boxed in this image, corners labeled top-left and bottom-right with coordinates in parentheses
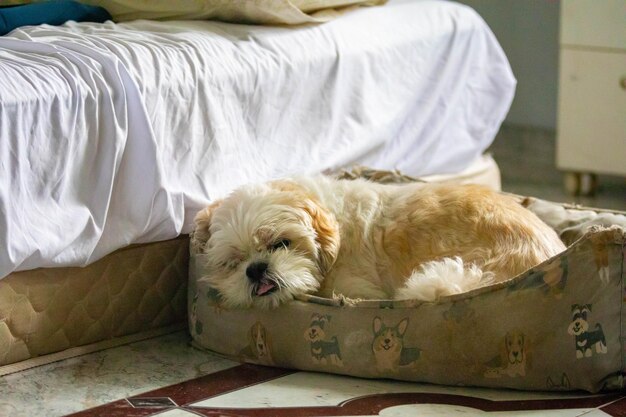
top-left (189, 175), bottom-right (626, 393)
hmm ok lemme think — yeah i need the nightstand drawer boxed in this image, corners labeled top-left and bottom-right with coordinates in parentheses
top-left (557, 49), bottom-right (626, 176)
top-left (561, 0), bottom-right (626, 50)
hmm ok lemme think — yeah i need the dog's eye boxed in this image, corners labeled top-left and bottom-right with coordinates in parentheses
top-left (271, 239), bottom-right (291, 251)
top-left (217, 259), bottom-right (238, 270)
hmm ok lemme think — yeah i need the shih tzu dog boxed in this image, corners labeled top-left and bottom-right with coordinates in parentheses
top-left (191, 176), bottom-right (565, 308)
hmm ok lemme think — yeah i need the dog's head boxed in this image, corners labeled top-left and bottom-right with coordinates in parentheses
top-left (193, 179), bottom-right (340, 309)
top-left (249, 321), bottom-right (270, 358)
top-left (502, 331), bottom-right (529, 365)
top-left (372, 317), bottom-right (408, 355)
top-left (304, 313), bottom-right (330, 342)
top-left (567, 304), bottom-right (591, 336)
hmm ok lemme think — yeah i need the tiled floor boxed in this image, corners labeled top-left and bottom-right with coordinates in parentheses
top-left (1, 125), bottom-right (625, 417)
top-left (0, 332), bottom-right (237, 417)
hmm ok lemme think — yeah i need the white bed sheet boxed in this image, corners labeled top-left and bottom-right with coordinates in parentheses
top-left (0, 0), bottom-right (515, 278)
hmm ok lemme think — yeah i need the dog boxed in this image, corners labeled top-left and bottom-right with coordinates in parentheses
top-left (191, 176), bottom-right (565, 308)
top-left (372, 317), bottom-right (420, 372)
top-left (484, 331), bottom-right (530, 378)
top-left (303, 314), bottom-right (342, 366)
top-left (239, 321), bottom-right (273, 364)
top-left (567, 304), bottom-right (607, 359)
top-left (546, 373), bottom-right (571, 390)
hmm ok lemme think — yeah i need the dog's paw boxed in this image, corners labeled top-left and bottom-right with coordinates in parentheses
top-left (394, 257), bottom-right (493, 302)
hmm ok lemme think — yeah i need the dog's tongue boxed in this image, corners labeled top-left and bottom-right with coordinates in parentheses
top-left (256, 278), bottom-right (276, 296)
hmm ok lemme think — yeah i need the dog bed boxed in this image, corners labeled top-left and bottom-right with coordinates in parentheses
top-left (188, 174), bottom-right (626, 393)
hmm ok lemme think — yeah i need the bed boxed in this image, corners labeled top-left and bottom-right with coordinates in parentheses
top-left (190, 184), bottom-right (626, 393)
top-left (0, 0), bottom-right (515, 372)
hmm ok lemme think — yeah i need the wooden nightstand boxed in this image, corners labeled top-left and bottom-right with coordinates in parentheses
top-left (556, 0), bottom-right (626, 195)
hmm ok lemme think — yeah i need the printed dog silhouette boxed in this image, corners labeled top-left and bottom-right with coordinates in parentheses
top-left (304, 314), bottom-right (343, 366)
top-left (567, 304), bottom-right (607, 359)
top-left (484, 331), bottom-right (531, 378)
top-left (240, 321), bottom-right (273, 365)
top-left (372, 317), bottom-right (421, 372)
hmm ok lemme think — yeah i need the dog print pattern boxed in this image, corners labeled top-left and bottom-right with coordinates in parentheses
top-left (304, 314), bottom-right (343, 367)
top-left (484, 331), bottom-right (531, 378)
top-left (372, 317), bottom-right (421, 373)
top-left (442, 301), bottom-right (475, 323)
top-left (591, 235), bottom-right (611, 285)
top-left (239, 321), bottom-right (274, 365)
top-left (568, 304), bottom-right (608, 359)
top-left (507, 257), bottom-right (568, 297)
top-left (190, 292), bottom-right (203, 336)
top-left (547, 373), bottom-right (571, 390)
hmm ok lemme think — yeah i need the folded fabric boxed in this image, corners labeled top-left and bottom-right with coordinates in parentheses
top-left (0, 0), bottom-right (111, 36)
top-left (79, 0), bottom-right (385, 25)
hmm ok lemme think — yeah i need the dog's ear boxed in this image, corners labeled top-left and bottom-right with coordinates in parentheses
top-left (248, 322), bottom-right (256, 345)
top-left (397, 318), bottom-right (409, 337)
top-left (191, 199), bottom-right (223, 254)
top-left (271, 180), bottom-right (340, 274)
top-left (523, 334), bottom-right (532, 369)
top-left (373, 317), bottom-right (383, 334)
top-left (504, 332), bottom-right (511, 350)
top-left (501, 333), bottom-right (512, 361)
top-left (300, 198), bottom-right (340, 274)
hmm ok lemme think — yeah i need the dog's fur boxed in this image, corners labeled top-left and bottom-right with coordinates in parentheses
top-left (192, 176), bottom-right (565, 308)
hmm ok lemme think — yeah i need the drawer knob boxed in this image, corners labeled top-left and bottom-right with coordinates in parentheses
top-left (621, 76), bottom-right (626, 90)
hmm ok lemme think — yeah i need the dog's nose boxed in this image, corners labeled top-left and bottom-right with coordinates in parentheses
top-left (384, 338), bottom-right (390, 344)
top-left (246, 262), bottom-right (268, 282)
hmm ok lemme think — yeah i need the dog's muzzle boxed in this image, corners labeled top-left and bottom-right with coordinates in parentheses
top-left (246, 261), bottom-right (277, 296)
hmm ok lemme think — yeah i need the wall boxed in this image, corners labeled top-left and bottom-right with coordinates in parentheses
top-left (457, 0), bottom-right (561, 130)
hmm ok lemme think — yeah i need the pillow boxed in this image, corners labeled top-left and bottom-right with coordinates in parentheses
top-left (0, 0), bottom-right (111, 36)
top-left (79, 0), bottom-right (386, 24)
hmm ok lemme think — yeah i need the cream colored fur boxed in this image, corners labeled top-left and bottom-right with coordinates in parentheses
top-left (192, 176), bottom-right (566, 308)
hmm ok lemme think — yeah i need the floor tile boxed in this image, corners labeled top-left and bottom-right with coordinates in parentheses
top-left (0, 331), bottom-right (235, 417)
top-left (64, 363), bottom-right (624, 417)
top-left (192, 372), bottom-right (594, 409)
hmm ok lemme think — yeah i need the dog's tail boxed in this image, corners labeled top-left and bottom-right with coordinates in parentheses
top-left (394, 257), bottom-right (494, 302)
top-left (596, 323), bottom-right (606, 342)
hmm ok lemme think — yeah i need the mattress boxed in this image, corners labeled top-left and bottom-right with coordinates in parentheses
top-left (0, 158), bottom-right (500, 371)
top-left (0, 0), bottom-right (515, 280)
top-left (0, 237), bottom-right (189, 373)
